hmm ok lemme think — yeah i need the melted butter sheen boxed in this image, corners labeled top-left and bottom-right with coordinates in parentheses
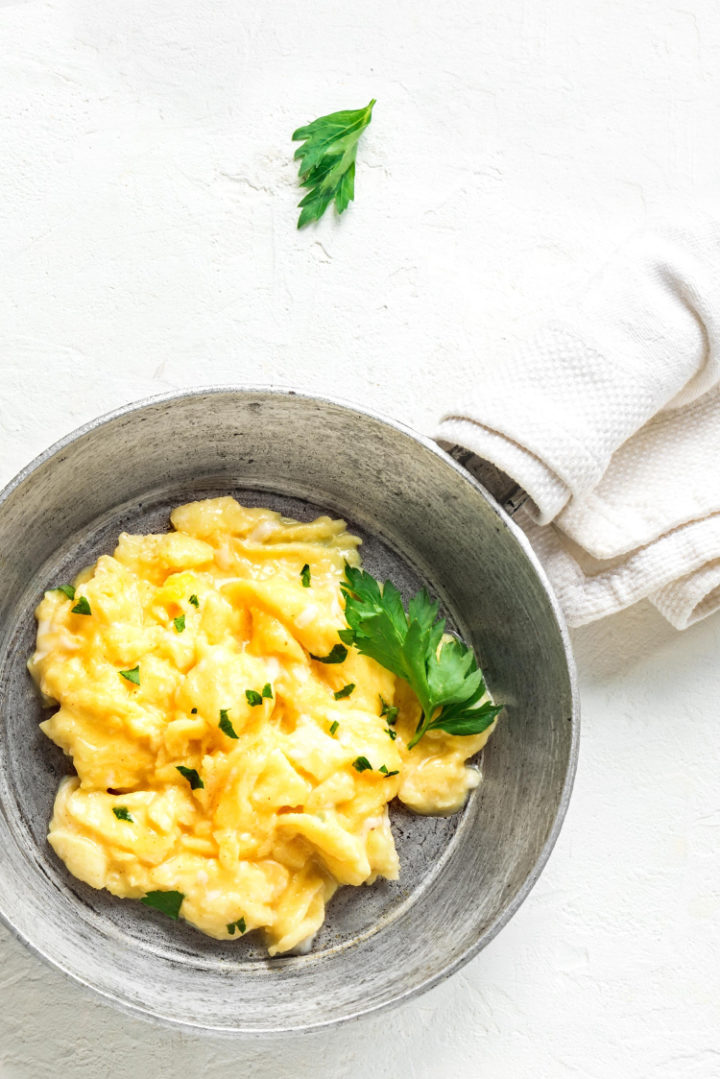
top-left (29, 497), bottom-right (495, 954)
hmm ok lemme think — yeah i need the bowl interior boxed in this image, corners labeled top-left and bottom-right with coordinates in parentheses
top-left (0, 390), bottom-right (577, 1033)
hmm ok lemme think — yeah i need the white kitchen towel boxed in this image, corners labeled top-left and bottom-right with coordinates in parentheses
top-left (436, 210), bottom-right (720, 629)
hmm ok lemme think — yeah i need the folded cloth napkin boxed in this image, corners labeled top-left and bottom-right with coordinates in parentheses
top-left (436, 210), bottom-right (720, 630)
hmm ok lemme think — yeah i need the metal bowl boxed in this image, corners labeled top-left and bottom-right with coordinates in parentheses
top-left (0, 388), bottom-right (578, 1034)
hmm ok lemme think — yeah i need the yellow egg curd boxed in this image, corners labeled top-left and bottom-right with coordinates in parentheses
top-left (29, 497), bottom-right (494, 954)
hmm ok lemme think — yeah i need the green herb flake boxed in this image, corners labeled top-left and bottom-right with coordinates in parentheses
top-left (245, 689), bottom-right (263, 707)
top-left (119, 665), bottom-right (140, 685)
top-left (191, 707), bottom-right (198, 714)
top-left (379, 765), bottom-right (399, 777)
top-left (112, 806), bottom-right (134, 822)
top-left (219, 709), bottom-right (238, 739)
top-left (262, 682), bottom-right (273, 699)
top-left (379, 696), bottom-right (399, 725)
top-left (141, 890), bottom-right (185, 919)
top-left (385, 727), bottom-right (397, 740)
top-left (188, 594), bottom-right (199, 608)
top-left (176, 765), bottom-right (204, 790)
top-left (329, 720), bottom-right (339, 736)
top-left (53, 584), bottom-right (76, 600)
top-left (227, 916), bottom-right (247, 935)
top-left (173, 614), bottom-right (186, 633)
top-left (310, 644), bottom-right (348, 665)
top-left (71, 595), bottom-right (92, 616)
top-left (342, 565), bottom-right (502, 749)
top-left (352, 755), bottom-right (373, 773)
top-left (333, 683), bottom-right (355, 700)
top-left (292, 99), bottom-right (376, 228)
top-left (300, 563), bottom-right (311, 588)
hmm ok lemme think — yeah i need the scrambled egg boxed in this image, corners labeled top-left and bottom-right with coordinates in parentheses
top-left (29, 497), bottom-right (494, 954)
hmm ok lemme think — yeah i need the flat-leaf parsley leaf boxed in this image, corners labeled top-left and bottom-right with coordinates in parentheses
top-left (310, 644), bottom-right (348, 664)
top-left (53, 584), bottom-right (76, 600)
top-left (219, 709), bottom-right (238, 739)
top-left (341, 565), bottom-right (502, 749)
top-left (292, 99), bottom-right (375, 228)
top-left (176, 765), bottom-right (204, 790)
top-left (141, 890), bottom-right (184, 919)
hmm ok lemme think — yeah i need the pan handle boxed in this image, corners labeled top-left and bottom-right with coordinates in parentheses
top-left (445, 445), bottom-right (528, 519)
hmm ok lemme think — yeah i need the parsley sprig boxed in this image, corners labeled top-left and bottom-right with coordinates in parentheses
top-left (340, 566), bottom-right (502, 749)
top-left (292, 99), bottom-right (375, 228)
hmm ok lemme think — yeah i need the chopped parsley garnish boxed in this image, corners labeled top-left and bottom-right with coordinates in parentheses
top-left (176, 765), bottom-right (204, 790)
top-left (53, 584), bottom-right (76, 600)
top-left (188, 594), bottom-right (199, 608)
top-left (300, 563), bottom-right (311, 587)
top-left (292, 99), bottom-right (376, 228)
top-left (227, 916), bottom-right (247, 935)
top-left (379, 695), bottom-right (399, 725)
top-left (219, 709), bottom-right (238, 739)
top-left (385, 727), bottom-right (397, 740)
top-left (262, 683), bottom-right (273, 699)
top-left (379, 765), bottom-right (399, 777)
top-left (329, 720), bottom-right (339, 736)
top-left (71, 596), bottom-right (92, 616)
top-left (119, 665), bottom-right (140, 685)
top-left (141, 890), bottom-right (185, 919)
top-left (112, 806), bottom-right (134, 822)
top-left (341, 565), bottom-right (502, 748)
top-left (245, 689), bottom-right (263, 707)
top-left (173, 614), bottom-right (186, 633)
top-left (333, 683), bottom-right (355, 700)
top-left (310, 644), bottom-right (348, 664)
top-left (352, 755), bottom-right (372, 773)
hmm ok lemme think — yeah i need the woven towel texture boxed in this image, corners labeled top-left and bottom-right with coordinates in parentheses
top-left (436, 213), bottom-right (720, 629)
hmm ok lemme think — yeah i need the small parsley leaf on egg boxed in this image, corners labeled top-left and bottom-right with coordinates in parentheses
top-left (176, 765), bottom-right (204, 790)
top-left (378, 765), bottom-right (399, 777)
top-left (385, 727), bottom-right (397, 740)
top-left (262, 682), bottom-right (273, 699)
top-left (227, 916), bottom-right (247, 935)
top-left (329, 720), bottom-right (339, 736)
top-left (352, 755), bottom-right (372, 773)
top-left (219, 709), bottom-right (238, 739)
top-left (188, 594), bottom-right (199, 608)
top-left (310, 644), bottom-right (348, 664)
top-left (333, 683), bottom-right (355, 700)
top-left (71, 596), bottom-right (92, 616)
top-left (245, 689), bottom-right (263, 707)
top-left (141, 890), bottom-right (185, 919)
top-left (53, 584), bottom-right (76, 600)
top-left (173, 614), bottom-right (186, 633)
top-left (300, 563), bottom-right (311, 587)
top-left (379, 696), bottom-right (399, 725)
top-left (112, 806), bottom-right (134, 822)
top-left (119, 665), bottom-right (140, 685)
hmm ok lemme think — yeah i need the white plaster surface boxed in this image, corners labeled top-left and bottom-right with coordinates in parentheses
top-left (1, 1), bottom-right (720, 1075)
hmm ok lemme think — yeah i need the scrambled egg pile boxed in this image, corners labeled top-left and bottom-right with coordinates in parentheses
top-left (29, 497), bottom-right (493, 954)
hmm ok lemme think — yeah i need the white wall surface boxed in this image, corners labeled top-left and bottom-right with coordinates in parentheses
top-left (1, 1), bottom-right (719, 1076)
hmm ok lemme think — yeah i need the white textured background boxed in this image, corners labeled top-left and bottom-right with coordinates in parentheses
top-left (2, 1), bottom-right (720, 1076)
